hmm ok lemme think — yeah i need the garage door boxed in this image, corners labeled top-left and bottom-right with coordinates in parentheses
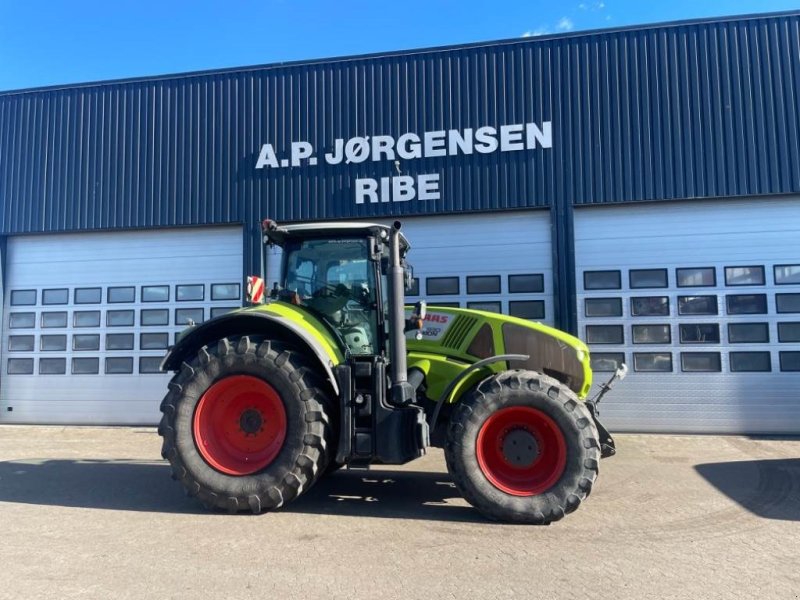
top-left (266, 210), bottom-right (555, 326)
top-left (575, 198), bottom-right (800, 434)
top-left (1, 227), bottom-right (243, 425)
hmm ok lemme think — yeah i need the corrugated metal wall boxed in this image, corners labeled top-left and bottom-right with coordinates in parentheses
top-left (1, 12), bottom-right (799, 237)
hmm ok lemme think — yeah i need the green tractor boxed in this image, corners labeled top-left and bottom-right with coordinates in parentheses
top-left (158, 220), bottom-right (624, 523)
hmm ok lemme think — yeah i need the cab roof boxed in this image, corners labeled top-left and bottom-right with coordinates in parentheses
top-left (263, 220), bottom-right (411, 251)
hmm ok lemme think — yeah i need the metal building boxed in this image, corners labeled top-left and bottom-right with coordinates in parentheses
top-left (1, 11), bottom-right (799, 432)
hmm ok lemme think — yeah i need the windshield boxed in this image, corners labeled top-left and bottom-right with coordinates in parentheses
top-left (282, 238), bottom-right (380, 356)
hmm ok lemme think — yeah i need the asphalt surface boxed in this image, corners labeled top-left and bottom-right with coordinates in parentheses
top-left (0, 426), bottom-right (798, 600)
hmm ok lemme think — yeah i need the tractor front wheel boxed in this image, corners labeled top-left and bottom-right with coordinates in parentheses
top-left (445, 371), bottom-right (600, 524)
top-left (158, 336), bottom-right (333, 513)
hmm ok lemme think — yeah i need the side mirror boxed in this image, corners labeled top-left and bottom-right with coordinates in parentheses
top-left (615, 363), bottom-right (628, 381)
top-left (405, 300), bottom-right (427, 334)
top-left (414, 300), bottom-right (427, 320)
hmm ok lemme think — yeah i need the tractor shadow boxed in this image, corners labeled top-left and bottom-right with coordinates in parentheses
top-left (0, 459), bottom-right (484, 522)
top-left (694, 458), bottom-right (800, 522)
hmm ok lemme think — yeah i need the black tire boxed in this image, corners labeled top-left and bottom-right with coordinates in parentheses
top-left (158, 336), bottom-right (333, 513)
top-left (444, 370), bottom-right (601, 524)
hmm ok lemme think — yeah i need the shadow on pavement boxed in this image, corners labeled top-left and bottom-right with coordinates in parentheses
top-left (0, 459), bottom-right (483, 522)
top-left (694, 458), bottom-right (800, 522)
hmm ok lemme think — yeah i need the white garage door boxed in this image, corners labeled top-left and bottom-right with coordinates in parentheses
top-left (1, 227), bottom-right (243, 425)
top-left (575, 198), bottom-right (800, 434)
top-left (265, 210), bottom-right (555, 326)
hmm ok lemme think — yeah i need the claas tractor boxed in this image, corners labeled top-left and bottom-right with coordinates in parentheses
top-left (158, 220), bottom-right (625, 523)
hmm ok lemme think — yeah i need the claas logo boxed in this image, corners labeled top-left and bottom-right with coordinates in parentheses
top-left (424, 313), bottom-right (449, 324)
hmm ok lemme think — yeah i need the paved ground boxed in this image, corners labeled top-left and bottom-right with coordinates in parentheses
top-left (0, 426), bottom-right (798, 600)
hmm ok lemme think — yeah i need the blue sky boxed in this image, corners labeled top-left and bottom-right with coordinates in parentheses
top-left (0, 0), bottom-right (796, 91)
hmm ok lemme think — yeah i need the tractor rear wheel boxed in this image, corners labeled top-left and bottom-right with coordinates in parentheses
top-left (158, 336), bottom-right (333, 513)
top-left (444, 370), bottom-right (600, 524)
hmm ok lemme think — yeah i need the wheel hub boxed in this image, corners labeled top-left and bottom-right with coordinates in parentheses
top-left (193, 375), bottom-right (287, 476)
top-left (501, 428), bottom-right (539, 468)
top-left (476, 406), bottom-right (567, 496)
top-left (239, 408), bottom-right (264, 436)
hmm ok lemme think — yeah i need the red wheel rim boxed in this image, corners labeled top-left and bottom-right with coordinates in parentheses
top-left (193, 375), bottom-right (287, 476)
top-left (476, 406), bottom-right (567, 496)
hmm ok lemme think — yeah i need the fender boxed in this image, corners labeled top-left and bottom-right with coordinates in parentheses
top-left (160, 311), bottom-right (341, 396)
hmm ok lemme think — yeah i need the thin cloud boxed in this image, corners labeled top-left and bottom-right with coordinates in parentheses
top-left (557, 17), bottom-right (574, 31)
top-left (522, 28), bottom-right (549, 37)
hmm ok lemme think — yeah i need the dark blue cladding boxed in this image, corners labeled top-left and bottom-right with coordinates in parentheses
top-left (0, 11), bottom-right (799, 235)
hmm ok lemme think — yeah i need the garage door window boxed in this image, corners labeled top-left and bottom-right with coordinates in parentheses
top-left (630, 296), bottom-right (669, 316)
top-left (9, 335), bottom-right (34, 351)
top-left (176, 308), bottom-right (204, 325)
top-left (590, 353), bottom-right (625, 372)
top-left (74, 311), bottom-right (101, 327)
top-left (630, 269), bottom-right (668, 289)
top-left (141, 333), bottom-right (169, 350)
top-left (8, 358), bottom-right (34, 375)
top-left (776, 294), bottom-right (800, 314)
top-left (210, 307), bottom-right (237, 318)
top-left (9, 313), bottom-right (35, 329)
top-left (730, 352), bottom-right (771, 372)
top-left (509, 274), bottom-right (544, 293)
top-left (775, 265), bottom-right (800, 285)
top-left (509, 300), bottom-right (545, 320)
top-left (41, 335), bottom-right (67, 351)
top-left (426, 277), bottom-right (459, 295)
top-left (779, 352), bottom-right (800, 371)
top-left (728, 323), bottom-right (769, 343)
top-left (10, 290), bottom-right (36, 306)
top-left (467, 276), bottom-right (500, 294)
top-left (679, 323), bottom-right (720, 344)
top-left (72, 358), bottom-right (99, 375)
top-left (73, 335), bottom-right (100, 351)
top-left (727, 294), bottom-right (767, 315)
top-left (585, 298), bottom-right (623, 317)
top-left (106, 357), bottom-right (134, 374)
top-left (678, 296), bottom-right (718, 315)
top-left (725, 266), bottom-right (765, 286)
top-left (41, 312), bottom-right (68, 328)
top-left (139, 357), bottom-right (162, 374)
top-left (586, 325), bottom-right (624, 344)
top-left (142, 309), bottom-right (169, 326)
top-left (41, 358), bottom-right (67, 375)
top-left (632, 324), bottom-right (671, 344)
top-left (583, 271), bottom-right (621, 290)
top-left (107, 310), bottom-right (135, 327)
top-left (778, 322), bottom-right (800, 343)
top-left (211, 283), bottom-right (241, 301)
top-left (106, 334), bottom-right (134, 350)
top-left (74, 288), bottom-right (102, 304)
top-left (108, 287), bottom-right (135, 303)
top-left (176, 284), bottom-right (204, 301)
top-left (681, 352), bottom-right (721, 372)
top-left (43, 289), bottom-right (69, 305)
top-left (676, 267), bottom-right (716, 287)
top-left (634, 352), bottom-right (673, 372)
top-left (142, 286), bottom-right (169, 302)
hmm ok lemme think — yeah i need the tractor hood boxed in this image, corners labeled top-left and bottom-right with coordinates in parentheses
top-left (406, 306), bottom-right (592, 398)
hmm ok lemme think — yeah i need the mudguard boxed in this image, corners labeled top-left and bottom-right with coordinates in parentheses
top-left (160, 309), bottom-right (342, 396)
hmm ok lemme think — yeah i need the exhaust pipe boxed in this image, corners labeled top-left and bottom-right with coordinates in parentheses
top-left (388, 221), bottom-right (414, 406)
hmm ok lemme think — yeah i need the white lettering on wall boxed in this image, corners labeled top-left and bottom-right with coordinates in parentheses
top-left (255, 121), bottom-right (552, 204)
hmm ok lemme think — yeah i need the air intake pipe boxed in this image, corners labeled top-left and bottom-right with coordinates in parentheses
top-left (388, 221), bottom-right (414, 406)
